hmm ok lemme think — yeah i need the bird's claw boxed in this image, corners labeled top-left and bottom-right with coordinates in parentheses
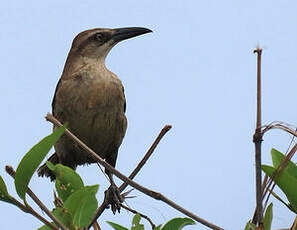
top-left (106, 184), bottom-right (123, 214)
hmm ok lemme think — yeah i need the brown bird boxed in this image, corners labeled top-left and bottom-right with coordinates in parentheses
top-left (38, 27), bottom-right (152, 202)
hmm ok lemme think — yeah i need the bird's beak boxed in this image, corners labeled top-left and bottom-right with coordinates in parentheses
top-left (112, 27), bottom-right (152, 43)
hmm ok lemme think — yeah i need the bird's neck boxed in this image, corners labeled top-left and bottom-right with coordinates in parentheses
top-left (62, 52), bottom-right (108, 78)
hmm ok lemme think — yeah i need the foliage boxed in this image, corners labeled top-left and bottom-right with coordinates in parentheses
top-left (107, 214), bottom-right (195, 230)
top-left (0, 127), bottom-right (195, 230)
top-left (244, 203), bottom-right (272, 230)
top-left (15, 125), bottom-right (67, 200)
top-left (263, 203), bottom-right (273, 230)
top-left (262, 148), bottom-right (297, 213)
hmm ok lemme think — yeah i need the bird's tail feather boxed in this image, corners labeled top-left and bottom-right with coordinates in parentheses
top-left (37, 153), bottom-right (59, 181)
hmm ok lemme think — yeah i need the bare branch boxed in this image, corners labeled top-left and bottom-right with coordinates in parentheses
top-left (119, 125), bottom-right (171, 192)
top-left (262, 121), bottom-right (297, 137)
top-left (252, 47), bottom-right (263, 225)
top-left (46, 113), bottom-right (224, 230)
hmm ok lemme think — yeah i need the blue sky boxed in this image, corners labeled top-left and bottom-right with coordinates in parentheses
top-left (1, 1), bottom-right (297, 229)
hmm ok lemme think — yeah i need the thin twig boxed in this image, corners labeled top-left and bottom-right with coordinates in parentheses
top-left (290, 216), bottom-right (297, 230)
top-left (263, 122), bottom-right (297, 137)
top-left (5, 166), bottom-right (68, 230)
top-left (252, 47), bottom-right (263, 225)
top-left (46, 113), bottom-right (224, 230)
top-left (4, 194), bottom-right (57, 230)
top-left (262, 123), bottom-right (297, 212)
top-left (119, 125), bottom-right (171, 192)
top-left (92, 221), bottom-right (101, 230)
top-left (262, 143), bottom-right (297, 204)
top-left (252, 122), bottom-right (297, 222)
top-left (89, 124), bottom-right (171, 227)
top-left (121, 203), bottom-right (155, 229)
top-left (88, 192), bottom-right (110, 229)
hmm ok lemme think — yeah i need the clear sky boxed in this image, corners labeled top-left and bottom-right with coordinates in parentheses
top-left (1, 1), bottom-right (297, 229)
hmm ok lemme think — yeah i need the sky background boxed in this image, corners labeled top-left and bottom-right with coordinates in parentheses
top-left (1, 1), bottom-right (297, 229)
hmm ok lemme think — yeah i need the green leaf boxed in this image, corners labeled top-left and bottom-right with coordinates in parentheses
top-left (64, 185), bottom-right (99, 228)
top-left (106, 221), bottom-right (129, 230)
top-left (38, 207), bottom-right (74, 230)
top-left (52, 207), bottom-right (74, 230)
top-left (263, 203), bottom-right (273, 230)
top-left (132, 213), bottom-right (141, 225)
top-left (0, 175), bottom-right (29, 212)
top-left (262, 165), bottom-right (297, 212)
top-left (0, 175), bottom-right (12, 203)
top-left (73, 193), bottom-right (97, 227)
top-left (46, 162), bottom-right (84, 201)
top-left (161, 217), bottom-right (195, 230)
top-left (0, 175), bottom-right (9, 197)
top-left (15, 125), bottom-right (66, 200)
top-left (132, 213), bottom-right (144, 230)
top-left (244, 221), bottom-right (256, 230)
top-left (271, 148), bottom-right (297, 180)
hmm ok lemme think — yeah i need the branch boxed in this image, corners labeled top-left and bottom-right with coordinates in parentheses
top-left (251, 122), bottom-right (297, 223)
top-left (5, 166), bottom-right (68, 230)
top-left (46, 113), bottom-right (225, 230)
top-left (119, 125), bottom-right (172, 192)
top-left (252, 47), bottom-right (263, 225)
top-left (2, 190), bottom-right (57, 230)
top-left (262, 121), bottom-right (297, 137)
top-left (90, 125), bottom-right (171, 226)
top-left (263, 143), bottom-right (297, 204)
top-left (88, 190), bottom-right (110, 228)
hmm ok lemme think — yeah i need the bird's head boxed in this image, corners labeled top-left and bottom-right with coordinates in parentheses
top-left (69, 27), bottom-right (152, 60)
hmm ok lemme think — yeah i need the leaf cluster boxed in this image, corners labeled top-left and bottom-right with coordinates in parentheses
top-left (0, 124), bottom-right (195, 230)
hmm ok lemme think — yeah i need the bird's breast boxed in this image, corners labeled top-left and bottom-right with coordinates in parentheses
top-left (56, 67), bottom-right (125, 115)
top-left (53, 66), bottom-right (127, 159)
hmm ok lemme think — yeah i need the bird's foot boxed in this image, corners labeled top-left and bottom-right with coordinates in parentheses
top-left (105, 183), bottom-right (124, 214)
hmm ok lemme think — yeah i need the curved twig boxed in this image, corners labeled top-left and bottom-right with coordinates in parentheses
top-left (262, 121), bottom-right (297, 137)
top-left (119, 125), bottom-right (171, 192)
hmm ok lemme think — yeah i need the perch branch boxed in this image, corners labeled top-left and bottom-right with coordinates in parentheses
top-left (46, 113), bottom-right (224, 230)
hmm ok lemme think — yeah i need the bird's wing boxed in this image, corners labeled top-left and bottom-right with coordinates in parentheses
top-left (122, 86), bottom-right (126, 113)
top-left (51, 77), bottom-right (63, 117)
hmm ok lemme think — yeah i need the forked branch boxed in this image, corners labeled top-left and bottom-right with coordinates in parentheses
top-left (46, 113), bottom-right (225, 230)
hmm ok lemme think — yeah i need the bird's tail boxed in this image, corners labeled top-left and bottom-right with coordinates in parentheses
top-left (37, 153), bottom-right (59, 181)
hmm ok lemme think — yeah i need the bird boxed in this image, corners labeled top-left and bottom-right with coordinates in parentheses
top-left (37, 27), bottom-right (152, 208)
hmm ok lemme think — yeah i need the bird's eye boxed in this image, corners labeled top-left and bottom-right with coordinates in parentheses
top-left (95, 33), bottom-right (104, 41)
